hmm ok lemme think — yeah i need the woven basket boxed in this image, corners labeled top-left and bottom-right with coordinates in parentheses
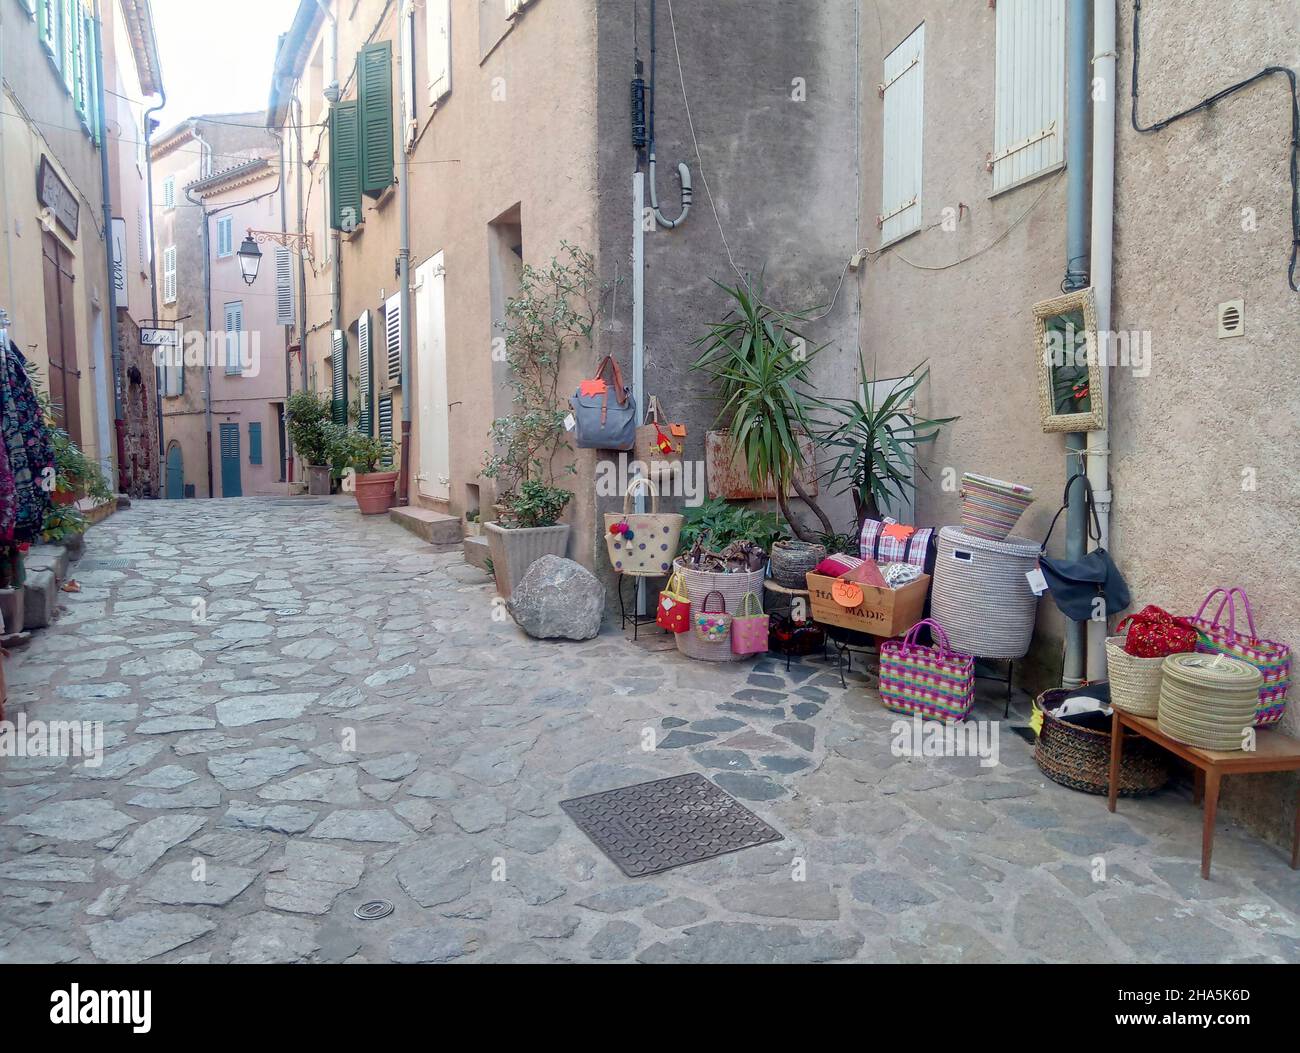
top-left (930, 527), bottom-right (1040, 659)
top-left (769, 541), bottom-right (826, 589)
top-left (673, 560), bottom-right (766, 663)
top-left (1033, 689), bottom-right (1169, 797)
top-left (1105, 636), bottom-right (1165, 717)
top-left (1157, 652), bottom-right (1262, 751)
top-left (960, 473), bottom-right (1034, 541)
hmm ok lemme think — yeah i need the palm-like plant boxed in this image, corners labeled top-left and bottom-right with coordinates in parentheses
top-left (818, 355), bottom-right (958, 529)
top-left (692, 280), bottom-right (834, 542)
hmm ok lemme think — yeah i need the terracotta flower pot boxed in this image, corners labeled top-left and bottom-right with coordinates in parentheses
top-left (353, 470), bottom-right (398, 515)
top-left (52, 489), bottom-right (79, 506)
top-left (307, 465), bottom-right (332, 496)
top-left (484, 521), bottom-right (571, 598)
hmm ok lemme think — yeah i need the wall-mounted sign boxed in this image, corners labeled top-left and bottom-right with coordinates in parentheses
top-left (111, 217), bottom-right (129, 310)
top-left (141, 327), bottom-right (180, 347)
top-left (36, 156), bottom-right (79, 239)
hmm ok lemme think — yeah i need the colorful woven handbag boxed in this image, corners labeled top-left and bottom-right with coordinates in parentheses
top-left (878, 618), bottom-right (976, 723)
top-left (960, 473), bottom-right (1034, 541)
top-left (604, 477), bottom-right (685, 577)
top-left (1189, 587), bottom-right (1291, 727)
top-left (693, 591), bottom-right (732, 645)
top-left (656, 571), bottom-right (691, 634)
top-left (1115, 604), bottom-right (1198, 658)
top-left (730, 592), bottom-right (768, 656)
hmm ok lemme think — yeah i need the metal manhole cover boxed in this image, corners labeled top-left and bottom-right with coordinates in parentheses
top-left (354, 900), bottom-right (394, 920)
top-left (76, 559), bottom-right (132, 570)
top-left (560, 773), bottom-right (783, 878)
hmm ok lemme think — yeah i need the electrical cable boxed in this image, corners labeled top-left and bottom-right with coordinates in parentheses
top-left (1131, 0), bottom-right (1299, 292)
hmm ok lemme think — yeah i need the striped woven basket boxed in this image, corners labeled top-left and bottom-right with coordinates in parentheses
top-left (1033, 689), bottom-right (1169, 797)
top-left (672, 560), bottom-right (766, 663)
top-left (960, 473), bottom-right (1035, 541)
top-left (1105, 636), bottom-right (1165, 717)
top-left (1157, 652), bottom-right (1262, 752)
top-left (930, 527), bottom-right (1040, 659)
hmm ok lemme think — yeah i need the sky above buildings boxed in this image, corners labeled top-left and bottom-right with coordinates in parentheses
top-left (151, 0), bottom-right (299, 129)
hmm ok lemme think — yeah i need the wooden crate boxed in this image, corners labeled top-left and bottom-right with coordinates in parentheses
top-left (805, 571), bottom-right (930, 638)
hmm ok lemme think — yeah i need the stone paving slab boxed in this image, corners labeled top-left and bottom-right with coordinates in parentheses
top-left (0, 496), bottom-right (1296, 964)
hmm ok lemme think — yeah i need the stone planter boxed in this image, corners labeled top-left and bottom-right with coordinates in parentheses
top-left (353, 470), bottom-right (398, 515)
top-left (307, 465), bottom-right (332, 496)
top-left (0, 587), bottom-right (24, 636)
top-left (484, 522), bottom-right (571, 599)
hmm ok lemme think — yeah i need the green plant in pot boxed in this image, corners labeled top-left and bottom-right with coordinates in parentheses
top-left (817, 355), bottom-right (958, 530)
top-left (692, 279), bottom-right (835, 543)
top-left (345, 430), bottom-right (397, 515)
top-left (49, 428), bottom-right (112, 505)
top-left (481, 244), bottom-right (597, 597)
top-left (286, 390), bottom-right (336, 496)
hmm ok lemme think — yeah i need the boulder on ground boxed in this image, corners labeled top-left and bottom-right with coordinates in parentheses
top-left (507, 555), bottom-right (604, 641)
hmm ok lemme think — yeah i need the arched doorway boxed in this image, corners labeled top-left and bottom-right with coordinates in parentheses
top-left (165, 443), bottom-right (184, 500)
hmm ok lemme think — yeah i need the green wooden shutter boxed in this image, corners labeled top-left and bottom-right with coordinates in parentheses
top-left (377, 395), bottom-right (394, 466)
top-left (331, 329), bottom-right (347, 425)
top-left (39, 1), bottom-right (56, 53)
top-left (248, 422), bottom-right (263, 465)
top-left (358, 42), bottom-right (394, 198)
top-left (329, 101), bottom-right (362, 232)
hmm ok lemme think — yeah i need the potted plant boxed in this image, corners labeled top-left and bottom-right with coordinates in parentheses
top-left (481, 245), bottom-right (597, 597)
top-left (344, 431), bottom-right (397, 515)
top-left (286, 390), bottom-right (336, 496)
top-left (49, 429), bottom-right (111, 506)
top-left (692, 279), bottom-right (834, 541)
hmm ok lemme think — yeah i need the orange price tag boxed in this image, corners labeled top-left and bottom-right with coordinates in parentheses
top-left (882, 523), bottom-right (916, 541)
top-left (832, 580), bottom-right (864, 608)
top-left (579, 378), bottom-right (608, 397)
top-left (669, 423), bottom-right (687, 437)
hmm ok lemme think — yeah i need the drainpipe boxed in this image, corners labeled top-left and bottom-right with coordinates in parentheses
top-left (1086, 0), bottom-right (1118, 682)
top-left (0, 4), bottom-right (17, 316)
top-left (1061, 0), bottom-right (1092, 689)
top-left (184, 177), bottom-right (214, 500)
top-left (293, 95), bottom-right (308, 396)
top-left (272, 124), bottom-right (294, 485)
top-left (396, 1), bottom-right (413, 506)
top-left (93, 1), bottom-right (127, 493)
top-left (145, 85), bottom-right (167, 468)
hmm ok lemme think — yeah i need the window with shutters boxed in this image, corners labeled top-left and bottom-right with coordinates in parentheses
top-left (216, 216), bottom-right (234, 258)
top-left (357, 310), bottom-right (373, 435)
top-left (73, 9), bottom-right (87, 119)
top-left (384, 292), bottom-right (402, 385)
top-left (993, 0), bottom-right (1066, 194)
top-left (162, 176), bottom-right (176, 211)
top-left (248, 422), bottom-right (262, 465)
top-left (328, 102), bottom-right (362, 232)
top-left (223, 301), bottom-right (244, 375)
top-left (879, 23), bottom-right (925, 247)
top-left (275, 247), bottom-right (295, 327)
top-left (162, 245), bottom-right (177, 304)
top-left (331, 330), bottom-right (347, 425)
top-left (377, 395), bottom-right (394, 466)
top-left (61, 0), bottom-right (75, 94)
top-left (38, 1), bottom-right (56, 55)
top-left (427, 0), bottom-right (451, 106)
top-left (358, 42), bottom-right (394, 198)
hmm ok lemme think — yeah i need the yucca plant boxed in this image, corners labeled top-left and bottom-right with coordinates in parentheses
top-left (818, 355), bottom-right (958, 530)
top-left (692, 280), bottom-right (834, 542)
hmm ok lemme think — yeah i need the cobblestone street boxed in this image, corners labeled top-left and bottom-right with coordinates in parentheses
top-left (1, 498), bottom-right (1297, 964)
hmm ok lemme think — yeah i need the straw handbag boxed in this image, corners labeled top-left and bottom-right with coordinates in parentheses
top-left (656, 571), bottom-right (691, 634)
top-left (673, 559), bottom-right (766, 663)
top-left (694, 591), bottom-right (732, 645)
top-left (730, 593), bottom-right (769, 656)
top-left (1105, 636), bottom-right (1165, 717)
top-left (1188, 587), bottom-right (1291, 727)
top-left (633, 396), bottom-right (684, 471)
top-left (879, 618), bottom-right (975, 723)
top-left (1158, 652), bottom-right (1263, 751)
top-left (960, 473), bottom-right (1034, 541)
top-left (604, 477), bottom-right (684, 577)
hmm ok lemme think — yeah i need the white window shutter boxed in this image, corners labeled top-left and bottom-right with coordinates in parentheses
top-left (224, 302), bottom-right (244, 374)
top-left (993, 0), bottom-right (1066, 194)
top-left (358, 310), bottom-right (373, 434)
top-left (385, 292), bottom-right (402, 384)
top-left (427, 0), bottom-right (451, 105)
top-left (275, 247), bottom-right (295, 326)
top-left (163, 176), bottom-right (175, 210)
top-left (163, 246), bottom-right (177, 304)
top-left (401, 7), bottom-right (417, 144)
top-left (880, 23), bottom-right (925, 246)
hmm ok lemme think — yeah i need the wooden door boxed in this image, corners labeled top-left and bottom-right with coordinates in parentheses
top-left (42, 232), bottom-right (81, 443)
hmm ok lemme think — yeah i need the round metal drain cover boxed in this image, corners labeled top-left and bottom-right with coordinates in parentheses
top-left (273, 608), bottom-right (302, 617)
top-left (354, 900), bottom-right (394, 921)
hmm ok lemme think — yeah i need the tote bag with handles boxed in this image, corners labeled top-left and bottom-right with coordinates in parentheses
top-left (656, 571), bottom-right (691, 634)
top-left (634, 395), bottom-right (685, 470)
top-left (1189, 586), bottom-right (1291, 726)
top-left (1039, 473), bottom-right (1131, 622)
top-left (572, 355), bottom-right (636, 450)
top-left (604, 477), bottom-right (685, 577)
top-left (730, 592), bottom-right (769, 656)
top-left (879, 618), bottom-right (976, 723)
top-left (694, 591), bottom-right (732, 644)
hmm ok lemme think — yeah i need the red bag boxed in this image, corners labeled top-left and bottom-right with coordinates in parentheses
top-left (1115, 605), bottom-right (1198, 658)
top-left (655, 571), bottom-right (691, 634)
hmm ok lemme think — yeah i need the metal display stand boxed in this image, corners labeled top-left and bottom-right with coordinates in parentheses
top-left (617, 572), bottom-right (664, 642)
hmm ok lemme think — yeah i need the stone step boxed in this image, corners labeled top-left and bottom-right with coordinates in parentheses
top-left (389, 506), bottom-right (463, 546)
top-left (463, 534), bottom-right (490, 571)
top-left (25, 544), bottom-right (69, 580)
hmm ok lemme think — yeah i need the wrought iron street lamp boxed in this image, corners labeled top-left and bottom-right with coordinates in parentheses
top-left (237, 229), bottom-right (316, 287)
top-left (236, 234), bottom-right (262, 286)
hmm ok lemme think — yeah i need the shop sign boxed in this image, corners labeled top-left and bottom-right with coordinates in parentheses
top-left (36, 156), bottom-right (79, 239)
top-left (111, 218), bottom-right (129, 310)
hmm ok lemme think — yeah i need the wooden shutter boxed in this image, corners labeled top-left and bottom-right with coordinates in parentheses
top-left (275, 247), bottom-right (295, 326)
top-left (377, 395), bottom-right (394, 466)
top-left (163, 176), bottom-right (175, 210)
top-left (217, 217), bottom-right (232, 257)
top-left (248, 422), bottom-right (263, 465)
top-left (427, 0), bottom-right (451, 104)
top-left (384, 292), bottom-right (402, 384)
top-left (163, 245), bottom-right (177, 303)
top-left (993, 0), bottom-right (1066, 193)
top-left (19, 0), bottom-right (35, 17)
top-left (880, 23), bottom-right (925, 246)
top-left (331, 329), bottom-right (347, 424)
top-left (39, 0), bottom-right (56, 52)
top-left (357, 310), bottom-right (373, 435)
top-left (224, 301), bottom-right (244, 374)
top-left (329, 101), bottom-right (362, 231)
top-left (73, 9), bottom-right (87, 118)
top-left (61, 0), bottom-right (75, 93)
top-left (358, 42), bottom-right (394, 197)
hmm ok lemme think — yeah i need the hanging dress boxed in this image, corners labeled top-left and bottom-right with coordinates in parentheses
top-left (2, 342), bottom-right (55, 543)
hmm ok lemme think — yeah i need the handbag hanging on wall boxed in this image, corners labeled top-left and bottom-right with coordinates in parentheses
top-left (634, 395), bottom-right (685, 470)
top-left (1038, 473), bottom-right (1131, 622)
top-left (571, 355), bottom-right (636, 450)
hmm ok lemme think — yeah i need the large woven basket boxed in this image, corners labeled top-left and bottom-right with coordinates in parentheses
top-left (769, 541), bottom-right (826, 589)
top-left (1157, 652), bottom-right (1262, 751)
top-left (1033, 689), bottom-right (1169, 797)
top-left (1105, 636), bottom-right (1165, 717)
top-left (960, 473), bottom-right (1034, 541)
top-left (672, 560), bottom-right (766, 663)
top-left (930, 527), bottom-right (1040, 659)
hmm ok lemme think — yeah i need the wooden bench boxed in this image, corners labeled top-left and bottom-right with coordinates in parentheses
top-left (1107, 709), bottom-right (1300, 879)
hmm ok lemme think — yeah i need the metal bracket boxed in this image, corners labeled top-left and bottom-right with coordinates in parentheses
top-left (878, 53), bottom-right (920, 97)
top-left (991, 122), bottom-right (1058, 166)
